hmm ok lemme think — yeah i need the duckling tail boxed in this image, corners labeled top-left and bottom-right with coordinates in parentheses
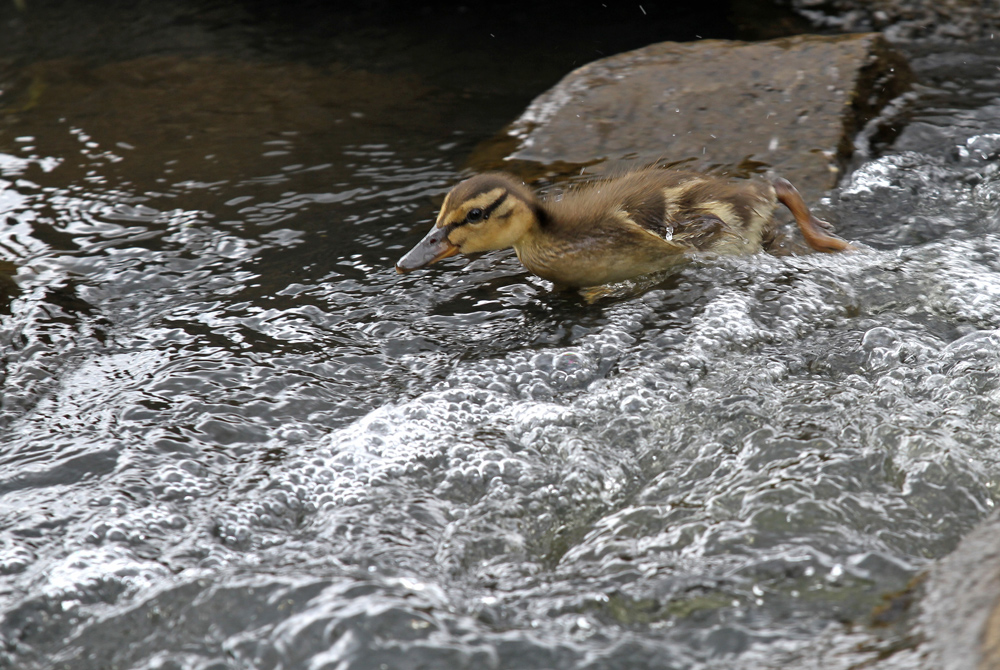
top-left (773, 178), bottom-right (856, 252)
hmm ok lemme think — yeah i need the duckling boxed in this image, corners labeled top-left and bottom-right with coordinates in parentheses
top-left (396, 168), bottom-right (853, 288)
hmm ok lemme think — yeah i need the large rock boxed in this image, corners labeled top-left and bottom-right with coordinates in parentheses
top-left (472, 33), bottom-right (911, 203)
top-left (919, 511), bottom-right (1000, 670)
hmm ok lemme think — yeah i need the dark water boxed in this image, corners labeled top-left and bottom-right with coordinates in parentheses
top-left (1, 3), bottom-right (999, 668)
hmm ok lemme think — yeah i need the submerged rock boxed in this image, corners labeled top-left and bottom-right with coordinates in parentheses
top-left (471, 33), bottom-right (911, 203)
top-left (0, 260), bottom-right (17, 315)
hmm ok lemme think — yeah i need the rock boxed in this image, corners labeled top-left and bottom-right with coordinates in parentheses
top-left (919, 511), bottom-right (1000, 670)
top-left (470, 33), bottom-right (911, 203)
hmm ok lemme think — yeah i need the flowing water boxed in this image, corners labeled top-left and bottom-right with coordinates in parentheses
top-left (1, 4), bottom-right (999, 669)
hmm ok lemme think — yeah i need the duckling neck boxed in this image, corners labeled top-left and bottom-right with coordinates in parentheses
top-left (511, 203), bottom-right (569, 282)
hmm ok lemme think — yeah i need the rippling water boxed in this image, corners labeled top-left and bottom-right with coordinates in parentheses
top-left (2, 12), bottom-right (1000, 669)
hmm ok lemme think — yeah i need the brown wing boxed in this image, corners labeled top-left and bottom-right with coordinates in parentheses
top-left (671, 214), bottom-right (729, 248)
top-left (619, 187), bottom-right (671, 239)
top-left (664, 177), bottom-right (777, 251)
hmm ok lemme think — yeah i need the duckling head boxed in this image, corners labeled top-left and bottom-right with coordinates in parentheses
top-left (396, 173), bottom-right (541, 273)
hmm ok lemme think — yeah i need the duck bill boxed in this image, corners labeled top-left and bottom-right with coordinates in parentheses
top-left (396, 226), bottom-right (458, 273)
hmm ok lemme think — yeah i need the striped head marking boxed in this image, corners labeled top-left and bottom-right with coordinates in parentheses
top-left (397, 173), bottom-right (538, 273)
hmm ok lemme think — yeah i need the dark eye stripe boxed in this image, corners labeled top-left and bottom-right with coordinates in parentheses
top-left (481, 191), bottom-right (508, 219)
top-left (454, 191), bottom-right (508, 227)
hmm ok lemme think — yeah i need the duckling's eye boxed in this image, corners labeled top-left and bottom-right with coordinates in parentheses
top-left (466, 208), bottom-right (485, 223)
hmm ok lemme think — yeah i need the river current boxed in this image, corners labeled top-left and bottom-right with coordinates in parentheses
top-left (1, 11), bottom-right (999, 670)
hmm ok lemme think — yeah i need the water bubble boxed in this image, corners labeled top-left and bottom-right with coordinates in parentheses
top-left (862, 327), bottom-right (899, 350)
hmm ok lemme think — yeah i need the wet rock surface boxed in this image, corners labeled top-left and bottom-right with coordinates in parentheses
top-left (475, 33), bottom-right (911, 203)
top-left (916, 510), bottom-right (1000, 670)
